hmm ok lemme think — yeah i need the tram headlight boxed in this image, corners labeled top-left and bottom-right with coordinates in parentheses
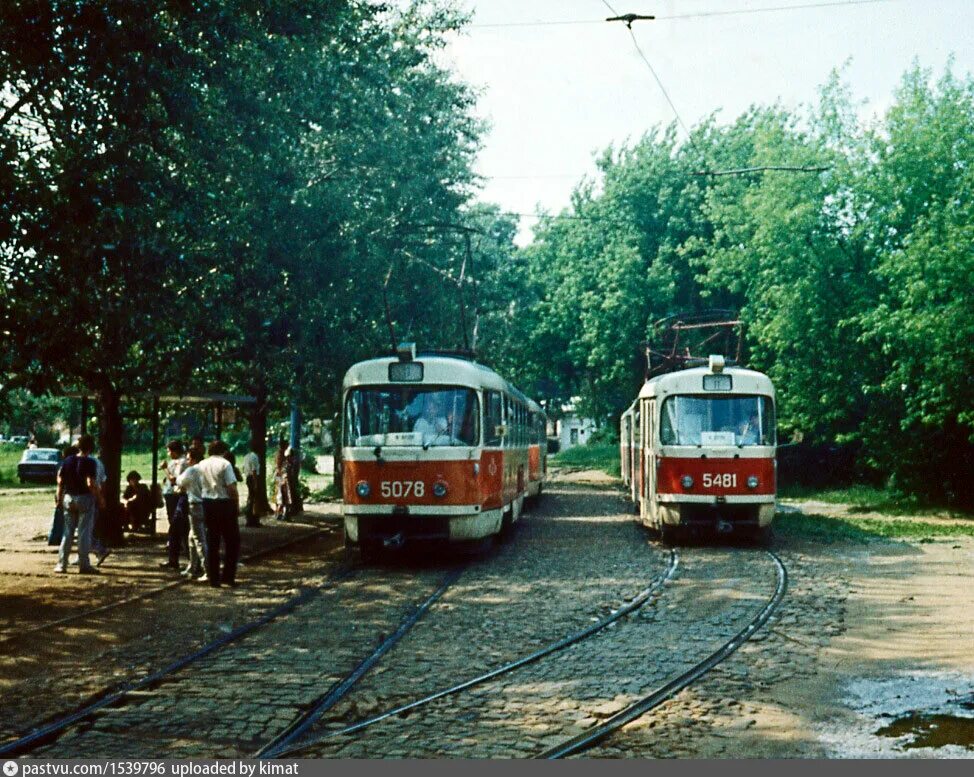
top-left (433, 481), bottom-right (448, 498)
top-left (356, 480), bottom-right (371, 498)
top-left (747, 475), bottom-right (759, 489)
top-left (680, 475), bottom-right (694, 489)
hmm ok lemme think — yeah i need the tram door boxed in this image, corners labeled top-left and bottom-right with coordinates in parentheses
top-left (640, 399), bottom-right (651, 522)
top-left (646, 399), bottom-right (659, 524)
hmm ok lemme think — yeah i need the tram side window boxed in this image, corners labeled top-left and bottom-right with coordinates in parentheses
top-left (634, 410), bottom-right (641, 447)
top-left (511, 402), bottom-right (518, 446)
top-left (509, 401), bottom-right (516, 447)
top-left (485, 391), bottom-right (503, 447)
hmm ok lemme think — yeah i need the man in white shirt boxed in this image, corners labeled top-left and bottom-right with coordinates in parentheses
top-left (176, 447), bottom-right (208, 582)
top-left (240, 444), bottom-right (261, 528)
top-left (196, 440), bottom-right (240, 588)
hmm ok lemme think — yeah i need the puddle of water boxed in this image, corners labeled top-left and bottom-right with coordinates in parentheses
top-left (876, 713), bottom-right (974, 751)
top-left (816, 672), bottom-right (974, 757)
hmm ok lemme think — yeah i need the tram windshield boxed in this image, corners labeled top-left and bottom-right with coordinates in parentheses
top-left (660, 395), bottom-right (775, 447)
top-left (344, 387), bottom-right (480, 447)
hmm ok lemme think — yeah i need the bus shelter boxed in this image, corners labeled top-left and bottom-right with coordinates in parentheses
top-left (75, 392), bottom-right (256, 535)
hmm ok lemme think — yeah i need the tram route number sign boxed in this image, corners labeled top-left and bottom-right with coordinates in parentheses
top-left (389, 362), bottom-right (423, 382)
top-left (381, 480), bottom-right (425, 498)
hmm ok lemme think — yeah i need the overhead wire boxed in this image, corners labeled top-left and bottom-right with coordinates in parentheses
top-left (477, 0), bottom-right (890, 217)
top-left (468, 0), bottom-right (901, 28)
top-left (600, 0), bottom-right (702, 154)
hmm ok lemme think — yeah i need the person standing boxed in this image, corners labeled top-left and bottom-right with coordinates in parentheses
top-left (197, 440), bottom-right (240, 588)
top-left (284, 445), bottom-right (302, 519)
top-left (176, 447), bottom-right (208, 582)
top-left (273, 439), bottom-right (289, 520)
top-left (55, 434), bottom-right (102, 574)
top-left (160, 440), bottom-right (188, 571)
top-left (240, 443), bottom-right (261, 528)
top-left (87, 450), bottom-right (112, 567)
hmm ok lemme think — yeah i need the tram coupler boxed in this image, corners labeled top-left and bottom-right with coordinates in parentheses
top-left (383, 532), bottom-right (406, 549)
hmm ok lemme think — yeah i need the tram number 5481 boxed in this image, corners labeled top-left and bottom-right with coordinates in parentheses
top-left (381, 480), bottom-right (426, 498)
top-left (702, 473), bottom-right (737, 488)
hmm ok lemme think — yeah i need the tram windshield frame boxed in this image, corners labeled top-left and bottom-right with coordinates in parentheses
top-left (659, 394), bottom-right (775, 447)
top-left (344, 385), bottom-right (480, 448)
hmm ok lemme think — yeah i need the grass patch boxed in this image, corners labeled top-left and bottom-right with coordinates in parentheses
top-left (776, 483), bottom-right (967, 517)
top-left (775, 511), bottom-right (974, 544)
top-left (550, 444), bottom-right (621, 478)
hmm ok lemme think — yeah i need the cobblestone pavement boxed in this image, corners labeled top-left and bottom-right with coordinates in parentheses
top-left (0, 512), bottom-right (343, 745)
top-left (7, 475), bottom-right (864, 759)
top-left (583, 546), bottom-right (848, 758)
top-left (33, 557), bottom-right (458, 758)
top-left (305, 539), bottom-right (779, 758)
top-left (296, 480), bottom-right (674, 757)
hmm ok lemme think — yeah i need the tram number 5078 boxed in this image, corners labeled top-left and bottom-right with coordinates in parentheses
top-left (702, 473), bottom-right (737, 488)
top-left (381, 480), bottom-right (425, 498)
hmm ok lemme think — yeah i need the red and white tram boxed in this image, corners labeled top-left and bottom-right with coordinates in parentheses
top-left (341, 344), bottom-right (546, 553)
top-left (621, 354), bottom-right (776, 541)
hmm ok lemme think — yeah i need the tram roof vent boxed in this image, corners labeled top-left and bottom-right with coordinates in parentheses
top-left (709, 354), bottom-right (725, 373)
top-left (396, 342), bottom-right (416, 362)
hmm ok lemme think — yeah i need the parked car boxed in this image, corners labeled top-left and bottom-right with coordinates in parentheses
top-left (17, 447), bottom-right (62, 484)
top-left (9, 435), bottom-right (29, 446)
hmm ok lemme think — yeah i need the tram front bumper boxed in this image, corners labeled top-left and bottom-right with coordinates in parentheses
top-left (344, 507), bottom-right (503, 544)
top-left (657, 500), bottom-right (776, 529)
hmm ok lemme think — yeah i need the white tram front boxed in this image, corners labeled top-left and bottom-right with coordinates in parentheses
top-left (621, 355), bottom-right (776, 541)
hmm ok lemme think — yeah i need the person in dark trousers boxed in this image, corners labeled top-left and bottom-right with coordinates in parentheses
top-left (160, 439), bottom-right (188, 571)
top-left (197, 439), bottom-right (240, 587)
top-left (55, 435), bottom-right (102, 574)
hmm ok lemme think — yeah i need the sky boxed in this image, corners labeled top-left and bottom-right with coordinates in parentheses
top-left (439, 0), bottom-right (974, 243)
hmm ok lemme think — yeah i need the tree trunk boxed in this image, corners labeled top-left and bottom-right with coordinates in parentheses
top-left (97, 383), bottom-right (125, 546)
top-left (248, 378), bottom-right (272, 518)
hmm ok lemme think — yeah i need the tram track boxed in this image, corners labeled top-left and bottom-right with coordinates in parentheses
top-left (255, 567), bottom-right (464, 759)
top-left (273, 548), bottom-right (680, 758)
top-left (3, 559), bottom-right (466, 759)
top-left (290, 544), bottom-right (785, 759)
top-left (540, 549), bottom-right (788, 758)
top-left (0, 550), bottom-right (354, 757)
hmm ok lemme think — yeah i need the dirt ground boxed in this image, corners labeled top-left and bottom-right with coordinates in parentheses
top-left (716, 530), bottom-right (974, 757)
top-left (0, 475), bottom-right (972, 757)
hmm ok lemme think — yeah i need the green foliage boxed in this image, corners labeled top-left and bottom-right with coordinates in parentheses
top-left (0, 1), bottom-right (484, 506)
top-left (515, 63), bottom-right (974, 508)
top-left (550, 444), bottom-right (621, 477)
